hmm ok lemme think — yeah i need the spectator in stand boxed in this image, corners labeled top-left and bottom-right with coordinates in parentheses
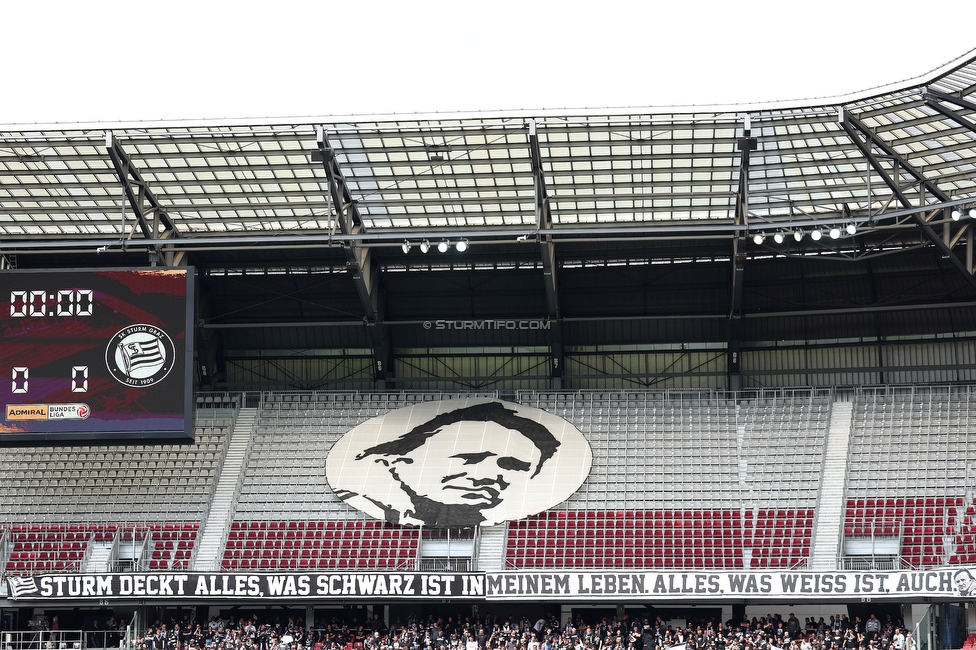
top-left (786, 615), bottom-right (801, 641)
top-left (864, 616), bottom-right (881, 644)
top-left (891, 628), bottom-right (905, 650)
top-left (88, 619), bottom-right (104, 649)
top-left (804, 619), bottom-right (817, 637)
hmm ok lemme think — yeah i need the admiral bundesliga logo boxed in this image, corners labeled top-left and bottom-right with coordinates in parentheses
top-left (6, 403), bottom-right (90, 421)
top-left (106, 324), bottom-right (176, 388)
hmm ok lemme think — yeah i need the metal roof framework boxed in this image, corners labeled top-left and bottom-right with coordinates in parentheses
top-left (4, 52), bottom-right (976, 388)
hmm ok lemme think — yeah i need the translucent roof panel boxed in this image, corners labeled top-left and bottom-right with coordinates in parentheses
top-left (3, 52), bottom-right (976, 242)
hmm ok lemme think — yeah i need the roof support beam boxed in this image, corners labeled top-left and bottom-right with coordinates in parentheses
top-left (923, 87), bottom-right (976, 134)
top-left (314, 127), bottom-right (388, 384)
top-left (729, 126), bottom-right (755, 391)
top-left (923, 89), bottom-right (976, 248)
top-left (104, 131), bottom-right (180, 246)
top-left (839, 112), bottom-right (976, 293)
top-left (528, 120), bottom-right (563, 386)
top-left (731, 128), bottom-right (756, 319)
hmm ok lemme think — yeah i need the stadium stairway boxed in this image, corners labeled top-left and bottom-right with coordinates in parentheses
top-left (86, 540), bottom-right (113, 573)
top-left (476, 524), bottom-right (507, 571)
top-left (809, 399), bottom-right (854, 569)
top-left (193, 408), bottom-right (256, 570)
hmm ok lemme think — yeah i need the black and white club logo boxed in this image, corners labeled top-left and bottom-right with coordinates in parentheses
top-left (105, 324), bottom-right (175, 387)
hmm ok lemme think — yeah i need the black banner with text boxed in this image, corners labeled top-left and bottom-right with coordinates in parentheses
top-left (6, 568), bottom-right (975, 602)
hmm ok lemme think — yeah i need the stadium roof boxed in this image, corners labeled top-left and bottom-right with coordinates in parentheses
top-left (1, 51), bottom-right (975, 243)
top-left (5, 51), bottom-right (976, 388)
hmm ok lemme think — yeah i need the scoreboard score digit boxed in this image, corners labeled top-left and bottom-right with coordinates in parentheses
top-left (0, 268), bottom-right (195, 444)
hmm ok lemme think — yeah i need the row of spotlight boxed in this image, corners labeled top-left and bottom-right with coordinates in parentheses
top-left (401, 239), bottom-right (468, 254)
top-left (404, 210), bottom-right (975, 252)
top-left (754, 207), bottom-right (976, 245)
top-left (752, 223), bottom-right (858, 245)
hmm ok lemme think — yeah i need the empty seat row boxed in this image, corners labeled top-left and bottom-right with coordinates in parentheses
top-left (218, 520), bottom-right (419, 572)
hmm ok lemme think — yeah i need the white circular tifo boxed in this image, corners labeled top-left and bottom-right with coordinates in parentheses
top-left (326, 398), bottom-right (593, 526)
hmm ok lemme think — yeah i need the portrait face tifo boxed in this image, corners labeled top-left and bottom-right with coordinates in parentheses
top-left (325, 399), bottom-right (593, 527)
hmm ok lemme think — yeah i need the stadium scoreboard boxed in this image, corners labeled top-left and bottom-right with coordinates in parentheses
top-left (0, 268), bottom-right (195, 444)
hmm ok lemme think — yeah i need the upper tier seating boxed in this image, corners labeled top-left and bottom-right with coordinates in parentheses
top-left (0, 413), bottom-right (231, 522)
top-left (849, 386), bottom-right (976, 501)
top-left (845, 385), bottom-right (976, 567)
top-left (2, 386), bottom-right (975, 576)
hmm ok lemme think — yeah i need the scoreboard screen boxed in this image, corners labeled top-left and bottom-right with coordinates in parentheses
top-left (0, 268), bottom-right (195, 444)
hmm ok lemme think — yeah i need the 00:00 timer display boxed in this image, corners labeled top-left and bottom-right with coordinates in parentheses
top-left (9, 290), bottom-right (93, 317)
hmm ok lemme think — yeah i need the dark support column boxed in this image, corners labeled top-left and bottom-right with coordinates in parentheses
top-left (730, 126), bottom-right (756, 390)
top-left (314, 127), bottom-right (390, 386)
top-left (529, 120), bottom-right (563, 389)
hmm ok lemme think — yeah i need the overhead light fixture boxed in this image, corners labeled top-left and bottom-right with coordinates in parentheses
top-left (752, 233), bottom-right (765, 245)
top-left (419, 240), bottom-right (430, 254)
top-left (793, 230), bottom-right (804, 242)
top-left (829, 226), bottom-right (842, 239)
top-left (953, 209), bottom-right (963, 221)
top-left (970, 208), bottom-right (976, 219)
top-left (455, 239), bottom-right (468, 252)
top-left (401, 241), bottom-right (411, 254)
top-left (811, 229), bottom-right (823, 241)
top-left (773, 232), bottom-right (785, 244)
top-left (437, 240), bottom-right (450, 253)
top-left (846, 223), bottom-right (857, 235)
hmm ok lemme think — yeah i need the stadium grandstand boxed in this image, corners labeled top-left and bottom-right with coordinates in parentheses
top-left (5, 48), bottom-right (976, 650)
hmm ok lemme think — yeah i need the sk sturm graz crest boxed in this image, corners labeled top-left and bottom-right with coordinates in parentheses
top-left (105, 324), bottom-right (176, 388)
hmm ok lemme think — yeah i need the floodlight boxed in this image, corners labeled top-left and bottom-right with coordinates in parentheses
top-left (773, 232), bottom-right (785, 244)
top-left (401, 241), bottom-right (411, 254)
top-left (829, 226), bottom-right (842, 239)
top-left (793, 230), bottom-right (804, 242)
top-left (420, 240), bottom-right (430, 253)
top-left (846, 223), bottom-right (857, 235)
top-left (953, 209), bottom-right (963, 221)
top-left (455, 239), bottom-right (468, 252)
top-left (752, 233), bottom-right (765, 245)
top-left (810, 229), bottom-right (823, 241)
top-left (437, 240), bottom-right (449, 253)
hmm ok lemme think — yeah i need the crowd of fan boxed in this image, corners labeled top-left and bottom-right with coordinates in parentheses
top-left (120, 610), bottom-right (914, 650)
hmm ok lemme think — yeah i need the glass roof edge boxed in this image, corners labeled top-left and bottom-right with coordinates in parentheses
top-left (0, 50), bottom-right (973, 136)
